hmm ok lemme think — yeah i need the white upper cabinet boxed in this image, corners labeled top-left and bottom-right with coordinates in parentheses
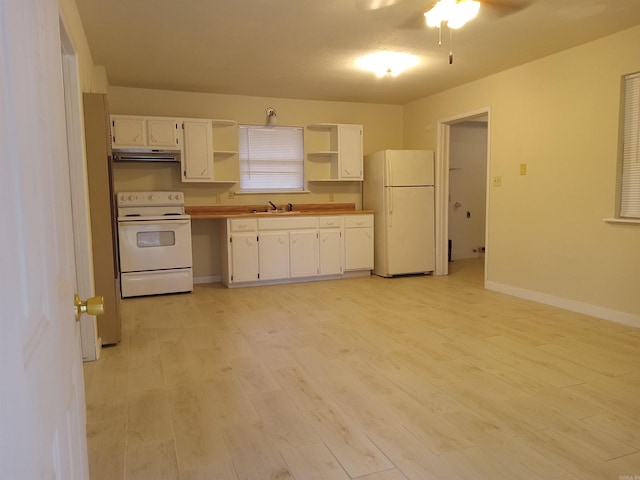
top-left (337, 124), bottom-right (363, 179)
top-left (111, 115), bottom-right (238, 184)
top-left (147, 119), bottom-right (179, 148)
top-left (111, 116), bottom-right (147, 148)
top-left (111, 115), bottom-right (179, 149)
top-left (182, 119), bottom-right (214, 182)
top-left (307, 123), bottom-right (363, 182)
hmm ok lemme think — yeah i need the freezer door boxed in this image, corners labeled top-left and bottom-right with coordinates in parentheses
top-left (386, 150), bottom-right (434, 186)
top-left (384, 186), bottom-right (435, 275)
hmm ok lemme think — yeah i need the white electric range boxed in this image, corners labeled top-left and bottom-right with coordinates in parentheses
top-left (117, 191), bottom-right (193, 297)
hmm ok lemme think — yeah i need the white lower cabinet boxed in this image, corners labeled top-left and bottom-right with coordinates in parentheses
top-left (290, 230), bottom-right (319, 278)
top-left (226, 219), bottom-right (259, 283)
top-left (318, 216), bottom-right (342, 275)
top-left (230, 233), bottom-right (259, 282)
top-left (344, 215), bottom-right (374, 271)
top-left (259, 231), bottom-right (290, 280)
top-left (222, 214), bottom-right (371, 286)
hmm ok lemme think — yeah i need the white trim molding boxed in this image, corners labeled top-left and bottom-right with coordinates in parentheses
top-left (435, 107), bottom-right (491, 277)
top-left (486, 281), bottom-right (640, 329)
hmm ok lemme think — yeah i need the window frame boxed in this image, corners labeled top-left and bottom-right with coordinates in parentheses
top-left (617, 72), bottom-right (640, 220)
top-left (238, 124), bottom-right (305, 193)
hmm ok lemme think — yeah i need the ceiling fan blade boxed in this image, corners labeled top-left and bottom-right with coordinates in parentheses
top-left (355, 0), bottom-right (406, 11)
top-left (398, 11), bottom-right (429, 29)
top-left (397, 0), bottom-right (532, 28)
top-left (481, 0), bottom-right (533, 17)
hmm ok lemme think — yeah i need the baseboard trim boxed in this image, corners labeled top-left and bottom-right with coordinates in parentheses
top-left (194, 275), bottom-right (222, 285)
top-left (486, 281), bottom-right (640, 329)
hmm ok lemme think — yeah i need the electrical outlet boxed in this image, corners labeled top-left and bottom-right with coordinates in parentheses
top-left (520, 163), bottom-right (527, 175)
top-left (493, 176), bottom-right (502, 187)
top-left (228, 191), bottom-right (235, 199)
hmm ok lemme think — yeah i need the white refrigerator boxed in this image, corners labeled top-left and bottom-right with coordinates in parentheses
top-left (363, 150), bottom-right (435, 277)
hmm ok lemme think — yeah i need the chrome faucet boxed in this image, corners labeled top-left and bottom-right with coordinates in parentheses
top-left (268, 200), bottom-right (278, 211)
top-left (287, 203), bottom-right (294, 212)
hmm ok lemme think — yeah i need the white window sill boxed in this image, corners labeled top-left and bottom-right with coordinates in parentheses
top-left (235, 190), bottom-right (311, 195)
top-left (603, 218), bottom-right (640, 225)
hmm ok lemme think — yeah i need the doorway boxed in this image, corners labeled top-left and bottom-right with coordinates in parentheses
top-left (448, 119), bottom-right (488, 260)
top-left (434, 108), bottom-right (490, 284)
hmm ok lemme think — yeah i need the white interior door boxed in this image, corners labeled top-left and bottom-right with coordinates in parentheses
top-left (0, 0), bottom-right (89, 477)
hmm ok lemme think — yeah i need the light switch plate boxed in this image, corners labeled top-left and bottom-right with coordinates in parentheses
top-left (520, 163), bottom-right (527, 175)
top-left (493, 176), bottom-right (502, 187)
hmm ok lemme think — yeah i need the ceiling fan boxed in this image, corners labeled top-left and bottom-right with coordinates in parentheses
top-left (356, 0), bottom-right (531, 64)
top-left (356, 0), bottom-right (531, 15)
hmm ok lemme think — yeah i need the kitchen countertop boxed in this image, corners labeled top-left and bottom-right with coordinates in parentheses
top-left (186, 203), bottom-right (374, 219)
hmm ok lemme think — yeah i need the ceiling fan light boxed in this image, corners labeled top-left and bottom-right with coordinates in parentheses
top-left (424, 0), bottom-right (454, 28)
top-left (425, 0), bottom-right (479, 29)
top-left (447, 0), bottom-right (480, 29)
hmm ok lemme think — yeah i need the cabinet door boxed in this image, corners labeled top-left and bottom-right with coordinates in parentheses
top-left (319, 229), bottom-right (342, 275)
top-left (338, 124), bottom-right (363, 179)
top-left (259, 232), bottom-right (290, 280)
top-left (182, 120), bottom-right (214, 182)
top-left (147, 119), bottom-right (179, 148)
top-left (230, 232), bottom-right (259, 283)
top-left (344, 227), bottom-right (374, 271)
top-left (111, 116), bottom-right (146, 147)
top-left (290, 230), bottom-right (318, 278)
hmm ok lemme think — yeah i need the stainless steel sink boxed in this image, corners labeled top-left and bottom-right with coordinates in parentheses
top-left (251, 210), bottom-right (300, 215)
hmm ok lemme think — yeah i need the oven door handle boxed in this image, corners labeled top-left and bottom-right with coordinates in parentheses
top-left (118, 220), bottom-right (191, 226)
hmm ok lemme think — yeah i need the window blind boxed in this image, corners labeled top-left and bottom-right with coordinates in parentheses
top-left (239, 125), bottom-right (304, 191)
top-left (620, 72), bottom-right (640, 218)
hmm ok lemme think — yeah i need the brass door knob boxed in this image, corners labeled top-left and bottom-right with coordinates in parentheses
top-left (74, 294), bottom-right (105, 321)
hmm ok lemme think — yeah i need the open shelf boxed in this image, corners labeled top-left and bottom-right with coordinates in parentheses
top-left (308, 151), bottom-right (338, 156)
top-left (212, 119), bottom-right (237, 127)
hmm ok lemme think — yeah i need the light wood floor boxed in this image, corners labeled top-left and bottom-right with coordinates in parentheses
top-left (84, 258), bottom-right (640, 480)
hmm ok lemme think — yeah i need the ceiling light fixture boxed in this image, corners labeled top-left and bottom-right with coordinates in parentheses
top-left (356, 52), bottom-right (418, 78)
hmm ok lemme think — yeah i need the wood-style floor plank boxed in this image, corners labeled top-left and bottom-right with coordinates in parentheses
top-left (84, 258), bottom-right (640, 479)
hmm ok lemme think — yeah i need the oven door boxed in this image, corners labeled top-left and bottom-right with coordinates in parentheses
top-left (118, 219), bottom-right (192, 272)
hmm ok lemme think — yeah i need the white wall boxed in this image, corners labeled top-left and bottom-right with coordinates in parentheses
top-left (448, 121), bottom-right (488, 260)
top-left (404, 25), bottom-right (640, 324)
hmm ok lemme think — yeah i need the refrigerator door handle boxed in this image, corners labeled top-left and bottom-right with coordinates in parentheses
top-left (387, 188), bottom-right (393, 227)
top-left (386, 158), bottom-right (392, 187)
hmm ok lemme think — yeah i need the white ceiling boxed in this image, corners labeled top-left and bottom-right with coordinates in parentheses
top-left (75, 0), bottom-right (640, 105)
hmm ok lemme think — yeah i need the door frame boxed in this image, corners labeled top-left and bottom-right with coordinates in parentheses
top-left (434, 107), bottom-right (491, 284)
top-left (60, 20), bottom-right (101, 361)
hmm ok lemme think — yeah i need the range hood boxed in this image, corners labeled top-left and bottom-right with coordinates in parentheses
top-left (112, 149), bottom-right (181, 163)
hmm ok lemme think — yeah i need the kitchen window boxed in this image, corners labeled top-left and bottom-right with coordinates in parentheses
top-left (619, 72), bottom-right (640, 219)
top-left (238, 125), bottom-right (304, 192)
